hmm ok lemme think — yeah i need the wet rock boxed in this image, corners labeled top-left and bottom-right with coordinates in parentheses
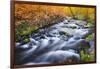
top-left (61, 39), bottom-right (90, 52)
top-left (34, 50), bottom-right (80, 64)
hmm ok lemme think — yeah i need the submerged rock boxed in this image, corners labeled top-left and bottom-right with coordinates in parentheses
top-left (61, 39), bottom-right (90, 52)
top-left (34, 50), bottom-right (80, 64)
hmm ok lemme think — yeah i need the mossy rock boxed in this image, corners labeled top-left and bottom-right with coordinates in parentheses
top-left (23, 38), bottom-right (30, 43)
top-left (70, 26), bottom-right (77, 29)
top-left (59, 31), bottom-right (66, 35)
top-left (59, 31), bottom-right (72, 38)
top-left (32, 29), bottom-right (38, 33)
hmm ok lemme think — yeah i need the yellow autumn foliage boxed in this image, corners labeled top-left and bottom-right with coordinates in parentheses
top-left (15, 3), bottom-right (95, 27)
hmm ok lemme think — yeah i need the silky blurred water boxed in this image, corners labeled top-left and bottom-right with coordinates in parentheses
top-left (15, 18), bottom-right (94, 65)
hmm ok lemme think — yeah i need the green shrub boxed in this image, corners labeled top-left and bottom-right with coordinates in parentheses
top-left (87, 23), bottom-right (94, 28)
top-left (80, 50), bottom-right (90, 62)
top-left (80, 50), bottom-right (95, 62)
top-left (77, 15), bottom-right (85, 20)
top-left (86, 34), bottom-right (92, 41)
top-left (16, 21), bottom-right (38, 36)
top-left (16, 21), bottom-right (29, 35)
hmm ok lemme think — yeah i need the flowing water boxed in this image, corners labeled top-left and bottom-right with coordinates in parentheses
top-left (15, 18), bottom-right (94, 65)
